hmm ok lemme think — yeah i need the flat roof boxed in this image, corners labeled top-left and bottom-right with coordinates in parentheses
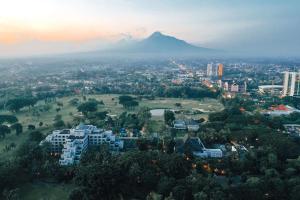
top-left (258, 85), bottom-right (283, 89)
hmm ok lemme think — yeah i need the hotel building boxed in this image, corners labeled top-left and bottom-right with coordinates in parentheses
top-left (41, 124), bottom-right (124, 165)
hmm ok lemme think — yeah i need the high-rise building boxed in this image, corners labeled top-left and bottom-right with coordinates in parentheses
top-left (244, 81), bottom-right (247, 93)
top-left (207, 63), bottom-right (213, 77)
top-left (283, 72), bottom-right (289, 96)
top-left (217, 63), bottom-right (223, 79)
top-left (282, 71), bottom-right (300, 97)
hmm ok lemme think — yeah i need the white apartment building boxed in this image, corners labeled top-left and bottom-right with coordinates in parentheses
top-left (207, 63), bottom-right (213, 77)
top-left (283, 71), bottom-right (300, 97)
top-left (42, 129), bottom-right (71, 153)
top-left (59, 134), bottom-right (88, 165)
top-left (42, 124), bottom-right (124, 165)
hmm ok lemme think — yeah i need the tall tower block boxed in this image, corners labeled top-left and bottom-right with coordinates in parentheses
top-left (283, 71), bottom-right (289, 96)
top-left (217, 63), bottom-right (223, 79)
top-left (282, 71), bottom-right (300, 97)
top-left (207, 63), bottom-right (213, 77)
top-left (290, 72), bottom-right (296, 96)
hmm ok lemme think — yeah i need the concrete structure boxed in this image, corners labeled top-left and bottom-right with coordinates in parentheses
top-left (207, 63), bottom-right (213, 77)
top-left (223, 82), bottom-right (229, 91)
top-left (217, 80), bottom-right (222, 88)
top-left (258, 85), bottom-right (283, 95)
top-left (42, 129), bottom-right (72, 153)
top-left (282, 71), bottom-right (300, 97)
top-left (193, 148), bottom-right (223, 158)
top-left (244, 81), bottom-right (247, 93)
top-left (42, 124), bottom-right (124, 165)
top-left (230, 83), bottom-right (239, 92)
top-left (176, 136), bottom-right (223, 158)
top-left (217, 63), bottom-right (223, 79)
top-left (284, 124), bottom-right (300, 137)
top-left (186, 120), bottom-right (200, 132)
top-left (60, 133), bottom-right (88, 165)
top-left (173, 120), bottom-right (187, 130)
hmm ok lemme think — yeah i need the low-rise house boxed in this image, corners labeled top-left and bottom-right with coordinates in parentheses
top-left (173, 120), bottom-right (187, 130)
top-left (284, 124), bottom-right (300, 137)
top-left (230, 83), bottom-right (239, 92)
top-left (186, 120), bottom-right (200, 132)
top-left (176, 136), bottom-right (223, 158)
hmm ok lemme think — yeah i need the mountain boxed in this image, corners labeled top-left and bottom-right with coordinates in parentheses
top-left (70, 31), bottom-right (219, 59)
top-left (113, 31), bottom-right (212, 54)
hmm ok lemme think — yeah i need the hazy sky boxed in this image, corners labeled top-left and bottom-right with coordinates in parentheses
top-left (0, 0), bottom-right (299, 57)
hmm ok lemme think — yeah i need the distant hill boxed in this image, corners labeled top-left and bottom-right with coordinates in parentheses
top-left (118, 31), bottom-right (212, 53)
top-left (67, 31), bottom-right (220, 59)
top-left (87, 31), bottom-right (217, 57)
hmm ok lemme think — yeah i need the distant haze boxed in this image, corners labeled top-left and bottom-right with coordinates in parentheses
top-left (0, 0), bottom-right (299, 57)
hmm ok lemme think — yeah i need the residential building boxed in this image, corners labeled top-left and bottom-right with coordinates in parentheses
top-left (284, 124), bottom-right (300, 137)
top-left (282, 71), bottom-right (300, 97)
top-left (230, 83), bottom-right (239, 92)
top-left (217, 63), bottom-right (223, 79)
top-left (41, 124), bottom-right (124, 165)
top-left (60, 133), bottom-right (88, 165)
top-left (207, 63), bottom-right (213, 77)
top-left (186, 120), bottom-right (200, 132)
top-left (42, 129), bottom-right (71, 153)
top-left (173, 120), bottom-right (187, 130)
top-left (176, 136), bottom-right (223, 158)
top-left (244, 81), bottom-right (247, 93)
top-left (223, 82), bottom-right (229, 91)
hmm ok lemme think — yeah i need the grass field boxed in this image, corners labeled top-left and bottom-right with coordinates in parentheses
top-left (19, 182), bottom-right (73, 200)
top-left (0, 95), bottom-right (223, 199)
top-left (0, 95), bottom-right (223, 127)
top-left (0, 94), bottom-right (223, 159)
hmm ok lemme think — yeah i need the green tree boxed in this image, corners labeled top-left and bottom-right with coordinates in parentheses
top-left (0, 125), bottom-right (11, 138)
top-left (11, 123), bottom-right (23, 135)
top-left (77, 101), bottom-right (98, 115)
top-left (29, 131), bottom-right (44, 142)
top-left (0, 115), bottom-right (18, 124)
top-left (27, 124), bottom-right (35, 130)
top-left (164, 110), bottom-right (175, 126)
top-left (6, 97), bottom-right (37, 112)
top-left (119, 95), bottom-right (139, 109)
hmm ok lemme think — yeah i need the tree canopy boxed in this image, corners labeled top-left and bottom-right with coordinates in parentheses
top-left (6, 97), bottom-right (38, 112)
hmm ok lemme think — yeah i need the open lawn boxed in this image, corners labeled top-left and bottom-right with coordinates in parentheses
top-left (0, 94), bottom-right (223, 158)
top-left (0, 95), bottom-right (223, 128)
top-left (19, 182), bottom-right (73, 200)
top-left (140, 97), bottom-right (223, 121)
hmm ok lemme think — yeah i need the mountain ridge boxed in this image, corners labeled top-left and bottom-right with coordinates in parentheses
top-left (113, 31), bottom-right (212, 54)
